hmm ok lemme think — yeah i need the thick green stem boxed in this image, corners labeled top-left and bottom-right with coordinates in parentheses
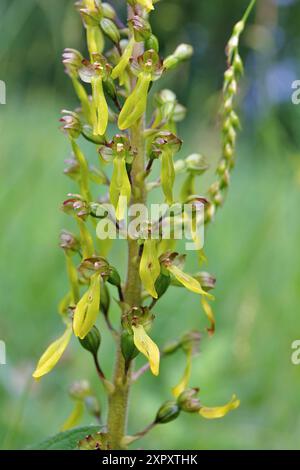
top-left (107, 117), bottom-right (146, 449)
top-left (107, 10), bottom-right (146, 445)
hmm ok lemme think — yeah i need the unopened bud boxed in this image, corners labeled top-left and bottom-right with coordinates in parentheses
top-left (100, 281), bottom-right (110, 316)
top-left (129, 15), bottom-right (152, 42)
top-left (108, 266), bottom-right (121, 287)
top-left (164, 44), bottom-right (193, 70)
top-left (79, 325), bottom-right (101, 356)
top-left (233, 20), bottom-right (245, 37)
top-left (173, 43), bottom-right (194, 61)
top-left (223, 143), bottom-right (234, 160)
top-left (62, 48), bottom-right (83, 77)
top-left (186, 154), bottom-right (209, 175)
top-left (103, 76), bottom-right (117, 100)
top-left (100, 18), bottom-right (120, 44)
top-left (60, 110), bottom-right (82, 139)
top-left (145, 34), bottom-right (159, 53)
top-left (102, 2), bottom-right (116, 19)
top-left (205, 203), bottom-right (216, 223)
top-left (155, 400), bottom-right (180, 424)
top-left (60, 230), bottom-right (80, 253)
top-left (173, 103), bottom-right (187, 122)
top-left (154, 273), bottom-right (171, 299)
top-left (233, 53), bottom-right (244, 76)
top-left (121, 329), bottom-right (139, 369)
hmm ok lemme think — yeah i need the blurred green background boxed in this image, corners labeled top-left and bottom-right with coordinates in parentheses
top-left (1, 0), bottom-right (300, 450)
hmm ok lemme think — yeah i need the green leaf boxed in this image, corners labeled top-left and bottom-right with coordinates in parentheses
top-left (28, 425), bottom-right (101, 450)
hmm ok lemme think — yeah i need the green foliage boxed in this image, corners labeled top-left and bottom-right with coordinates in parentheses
top-left (28, 426), bottom-right (101, 450)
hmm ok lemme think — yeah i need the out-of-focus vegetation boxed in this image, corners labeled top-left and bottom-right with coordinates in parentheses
top-left (1, 0), bottom-right (300, 450)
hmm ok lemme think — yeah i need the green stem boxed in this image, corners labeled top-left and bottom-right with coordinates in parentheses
top-left (242, 0), bottom-right (256, 23)
top-left (107, 8), bottom-right (146, 448)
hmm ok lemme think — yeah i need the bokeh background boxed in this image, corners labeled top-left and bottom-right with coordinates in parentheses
top-left (1, 0), bottom-right (300, 450)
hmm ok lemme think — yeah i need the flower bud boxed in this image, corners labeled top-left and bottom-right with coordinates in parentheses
top-left (103, 75), bottom-right (117, 100)
top-left (174, 159), bottom-right (186, 174)
top-left (129, 15), bottom-right (152, 42)
top-left (62, 195), bottom-right (90, 220)
top-left (233, 20), bottom-right (245, 36)
top-left (155, 401), bottom-right (180, 424)
top-left (100, 18), bottom-right (120, 44)
top-left (108, 266), bottom-right (121, 287)
top-left (145, 34), bottom-right (159, 53)
top-left (60, 110), bottom-right (82, 139)
top-left (154, 272), bottom-right (171, 299)
top-left (62, 48), bottom-right (83, 78)
top-left (173, 103), bottom-right (186, 122)
top-left (60, 230), bottom-right (80, 253)
top-left (102, 2), bottom-right (116, 19)
top-left (79, 325), bottom-right (101, 356)
top-left (121, 329), bottom-right (139, 369)
top-left (186, 154), bottom-right (209, 175)
top-left (173, 43), bottom-right (194, 61)
top-left (78, 256), bottom-right (110, 279)
top-left (233, 53), bottom-right (244, 76)
top-left (100, 281), bottom-right (110, 316)
top-left (164, 44), bottom-right (193, 71)
top-left (224, 142), bottom-right (234, 160)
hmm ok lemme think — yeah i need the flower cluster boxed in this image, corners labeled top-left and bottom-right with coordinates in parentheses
top-left (206, 1), bottom-right (256, 222)
top-left (33, 0), bottom-right (256, 449)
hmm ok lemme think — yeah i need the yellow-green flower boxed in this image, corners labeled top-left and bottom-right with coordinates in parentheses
top-left (73, 273), bottom-right (101, 339)
top-left (118, 72), bottom-right (152, 130)
top-left (87, 26), bottom-right (104, 58)
top-left (112, 38), bottom-right (134, 86)
top-left (91, 75), bottom-right (108, 136)
top-left (139, 239), bottom-right (161, 299)
top-left (32, 325), bottom-right (72, 379)
top-left (132, 324), bottom-right (160, 376)
top-left (199, 395), bottom-right (240, 419)
top-left (109, 154), bottom-right (131, 221)
top-left (161, 147), bottom-right (175, 205)
top-left (166, 264), bottom-right (214, 299)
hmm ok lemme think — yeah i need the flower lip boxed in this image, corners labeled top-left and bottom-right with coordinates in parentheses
top-left (130, 49), bottom-right (164, 80)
